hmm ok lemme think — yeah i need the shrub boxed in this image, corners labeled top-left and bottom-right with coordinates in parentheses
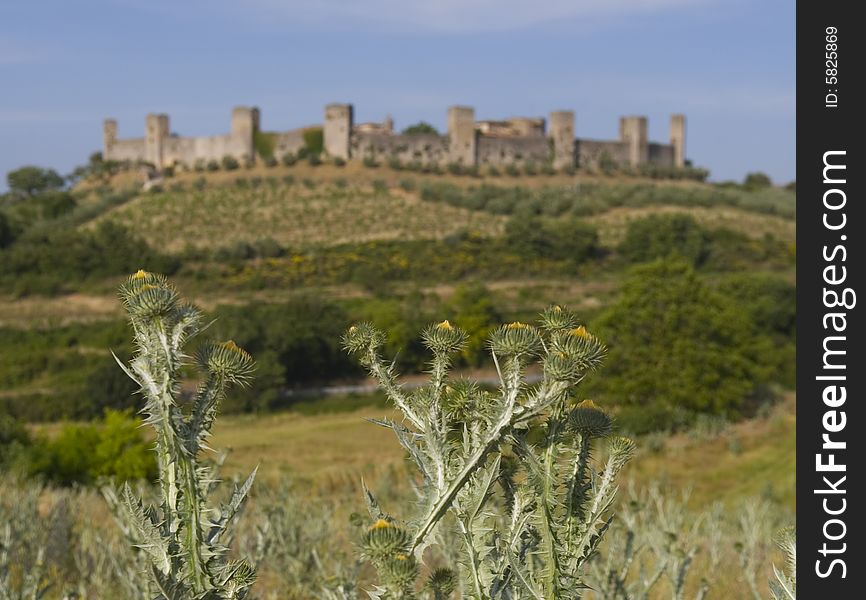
top-left (743, 171), bottom-right (773, 190)
top-left (387, 157), bottom-right (403, 170)
top-left (104, 271), bottom-right (258, 597)
top-left (505, 164), bottom-right (521, 177)
top-left (221, 155), bottom-right (240, 171)
top-left (307, 153), bottom-right (322, 167)
top-left (363, 156), bottom-right (379, 168)
top-left (193, 176), bottom-right (207, 191)
top-left (398, 179), bottom-right (415, 192)
top-left (333, 156), bottom-right (346, 167)
top-left (505, 215), bottom-right (598, 262)
top-left (345, 307), bottom-right (635, 598)
top-left (206, 160), bottom-right (220, 172)
top-left (589, 260), bottom-right (767, 432)
top-left (282, 175), bottom-right (295, 186)
top-left (618, 213), bottom-right (711, 266)
top-left (264, 156), bottom-right (278, 168)
top-left (25, 410), bottom-right (156, 485)
top-left (486, 165), bottom-right (500, 177)
top-left (281, 152), bottom-right (297, 167)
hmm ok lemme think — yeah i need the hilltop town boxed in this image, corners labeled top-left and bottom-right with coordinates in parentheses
top-left (103, 103), bottom-right (687, 173)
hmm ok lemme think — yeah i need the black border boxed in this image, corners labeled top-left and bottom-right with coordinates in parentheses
top-left (796, 2), bottom-right (864, 594)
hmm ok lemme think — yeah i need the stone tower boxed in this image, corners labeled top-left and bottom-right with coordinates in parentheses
top-left (669, 114), bottom-right (686, 168)
top-left (145, 113), bottom-right (169, 168)
top-left (103, 119), bottom-right (118, 159)
top-left (448, 105), bottom-right (476, 166)
top-left (549, 110), bottom-right (575, 170)
top-left (231, 106), bottom-right (259, 161)
top-left (619, 116), bottom-right (648, 166)
top-left (324, 103), bottom-right (353, 160)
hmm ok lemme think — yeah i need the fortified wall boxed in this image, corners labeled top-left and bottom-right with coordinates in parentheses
top-left (103, 104), bottom-right (687, 171)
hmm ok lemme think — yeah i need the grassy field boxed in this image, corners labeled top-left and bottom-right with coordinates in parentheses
top-left (209, 393), bottom-right (796, 512)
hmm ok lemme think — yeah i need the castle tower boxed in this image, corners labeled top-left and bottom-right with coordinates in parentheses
top-left (669, 114), bottom-right (686, 168)
top-left (145, 113), bottom-right (169, 168)
top-left (549, 110), bottom-right (575, 170)
top-left (103, 119), bottom-right (118, 160)
top-left (231, 106), bottom-right (259, 161)
top-left (324, 103), bottom-right (353, 160)
top-left (619, 116), bottom-right (648, 166)
top-left (383, 114), bottom-right (394, 133)
top-left (448, 105), bottom-right (476, 166)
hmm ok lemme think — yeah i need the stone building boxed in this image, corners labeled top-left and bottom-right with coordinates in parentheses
top-left (103, 103), bottom-right (687, 171)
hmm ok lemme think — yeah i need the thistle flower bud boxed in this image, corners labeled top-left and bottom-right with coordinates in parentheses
top-left (381, 553), bottom-right (419, 590)
top-left (362, 520), bottom-right (411, 561)
top-left (422, 320), bottom-right (468, 355)
top-left (569, 399), bottom-right (614, 438)
top-left (550, 326), bottom-right (607, 373)
top-left (441, 379), bottom-right (483, 420)
top-left (488, 322), bottom-right (542, 357)
top-left (342, 322), bottom-right (386, 356)
top-left (200, 340), bottom-right (255, 385)
top-left (540, 304), bottom-right (578, 331)
top-left (543, 350), bottom-right (580, 382)
top-left (425, 567), bottom-right (457, 596)
top-left (607, 436), bottom-right (637, 467)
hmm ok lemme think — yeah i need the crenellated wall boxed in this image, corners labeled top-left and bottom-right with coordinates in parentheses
top-left (102, 103), bottom-right (687, 172)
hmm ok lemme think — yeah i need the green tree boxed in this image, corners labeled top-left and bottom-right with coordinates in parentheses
top-left (588, 260), bottom-right (764, 433)
top-left (447, 282), bottom-right (501, 367)
top-left (505, 216), bottom-right (598, 262)
top-left (303, 127), bottom-right (324, 155)
top-left (618, 213), bottom-right (710, 266)
top-left (0, 211), bottom-right (13, 248)
top-left (743, 171), bottom-right (773, 190)
top-left (7, 166), bottom-right (65, 197)
top-left (401, 121), bottom-right (439, 135)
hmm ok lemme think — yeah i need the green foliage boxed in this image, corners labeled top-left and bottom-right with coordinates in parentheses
top-left (222, 155), bottom-right (240, 171)
top-left (0, 221), bottom-right (179, 295)
top-left (105, 271), bottom-right (258, 598)
top-left (505, 215), bottom-right (599, 262)
top-left (25, 410), bottom-right (156, 486)
top-left (304, 128), bottom-right (324, 155)
top-left (743, 172), bottom-right (773, 190)
top-left (0, 210), bottom-right (13, 248)
top-left (345, 307), bottom-right (634, 599)
top-left (418, 180), bottom-right (796, 220)
top-left (253, 131), bottom-right (277, 160)
top-left (446, 282), bottom-right (501, 367)
top-left (589, 260), bottom-right (769, 433)
top-left (0, 414), bottom-right (31, 469)
top-left (618, 213), bottom-right (710, 266)
top-left (6, 166), bottom-right (65, 197)
top-left (213, 297), bottom-right (357, 412)
top-left (401, 122), bottom-right (439, 136)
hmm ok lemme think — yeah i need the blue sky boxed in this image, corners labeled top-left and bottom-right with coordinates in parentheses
top-left (1, 0), bottom-right (794, 187)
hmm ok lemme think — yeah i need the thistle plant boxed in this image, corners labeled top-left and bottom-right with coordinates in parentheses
top-left (104, 271), bottom-right (258, 599)
top-left (344, 306), bottom-right (636, 599)
top-left (768, 528), bottom-right (795, 600)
